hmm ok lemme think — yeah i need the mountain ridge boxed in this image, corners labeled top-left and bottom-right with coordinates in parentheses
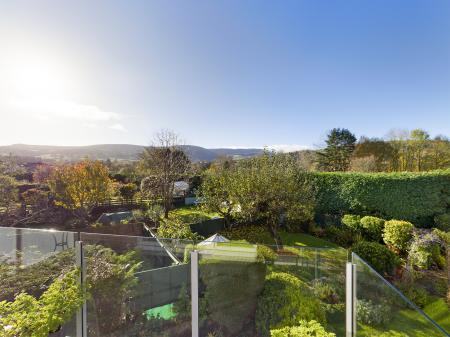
top-left (0, 144), bottom-right (264, 162)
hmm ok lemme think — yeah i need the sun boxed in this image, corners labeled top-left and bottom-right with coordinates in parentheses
top-left (6, 50), bottom-right (71, 100)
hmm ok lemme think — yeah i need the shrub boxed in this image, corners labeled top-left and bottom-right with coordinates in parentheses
top-left (0, 269), bottom-right (84, 337)
top-left (383, 220), bottom-right (414, 253)
top-left (200, 260), bottom-right (266, 336)
top-left (157, 216), bottom-right (203, 241)
top-left (220, 225), bottom-right (275, 244)
top-left (325, 225), bottom-right (363, 248)
top-left (352, 241), bottom-right (400, 275)
top-left (432, 228), bottom-right (450, 245)
top-left (408, 231), bottom-right (444, 270)
top-left (360, 216), bottom-right (385, 242)
top-left (396, 283), bottom-right (430, 308)
top-left (257, 245), bottom-right (278, 263)
top-left (311, 279), bottom-right (341, 304)
top-left (256, 272), bottom-right (325, 337)
top-left (270, 320), bottom-right (336, 337)
top-left (434, 213), bottom-right (450, 232)
top-left (312, 171), bottom-right (450, 225)
top-left (356, 299), bottom-right (391, 326)
top-left (341, 215), bottom-right (362, 231)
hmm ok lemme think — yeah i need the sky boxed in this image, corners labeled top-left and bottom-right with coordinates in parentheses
top-left (0, 0), bottom-right (449, 150)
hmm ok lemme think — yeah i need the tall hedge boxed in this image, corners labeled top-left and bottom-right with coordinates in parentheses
top-left (311, 171), bottom-right (450, 225)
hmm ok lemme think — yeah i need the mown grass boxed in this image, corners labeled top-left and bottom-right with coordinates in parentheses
top-left (280, 231), bottom-right (339, 248)
top-left (169, 205), bottom-right (220, 223)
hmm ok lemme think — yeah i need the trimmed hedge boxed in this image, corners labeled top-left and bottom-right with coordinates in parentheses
top-left (351, 241), bottom-right (400, 275)
top-left (312, 171), bottom-right (450, 225)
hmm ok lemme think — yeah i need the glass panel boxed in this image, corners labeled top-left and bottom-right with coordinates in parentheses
top-left (353, 253), bottom-right (448, 337)
top-left (196, 243), bottom-right (347, 337)
top-left (80, 232), bottom-right (192, 337)
top-left (0, 227), bottom-right (78, 337)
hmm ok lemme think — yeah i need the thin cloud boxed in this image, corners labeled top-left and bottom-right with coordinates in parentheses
top-left (109, 123), bottom-right (127, 132)
top-left (10, 97), bottom-right (120, 122)
top-left (266, 144), bottom-right (310, 153)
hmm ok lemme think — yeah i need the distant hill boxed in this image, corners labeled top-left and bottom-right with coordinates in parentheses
top-left (0, 144), bottom-right (263, 162)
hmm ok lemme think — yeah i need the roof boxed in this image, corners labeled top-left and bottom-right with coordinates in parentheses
top-left (197, 233), bottom-right (230, 246)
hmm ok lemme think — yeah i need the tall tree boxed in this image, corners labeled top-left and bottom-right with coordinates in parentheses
top-left (318, 128), bottom-right (357, 171)
top-left (139, 130), bottom-right (191, 218)
top-left (48, 160), bottom-right (113, 219)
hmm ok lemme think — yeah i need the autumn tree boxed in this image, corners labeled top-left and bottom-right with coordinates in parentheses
top-left (48, 160), bottom-right (113, 219)
top-left (317, 128), bottom-right (357, 171)
top-left (139, 130), bottom-right (191, 218)
top-left (21, 189), bottom-right (49, 212)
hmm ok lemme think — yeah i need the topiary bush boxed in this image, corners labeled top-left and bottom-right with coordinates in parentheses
top-left (360, 216), bottom-right (385, 242)
top-left (356, 299), bottom-right (391, 326)
top-left (270, 320), bottom-right (336, 337)
top-left (382, 220), bottom-right (414, 254)
top-left (256, 272), bottom-right (325, 337)
top-left (341, 215), bottom-right (362, 231)
top-left (325, 225), bottom-right (363, 248)
top-left (351, 241), bottom-right (400, 275)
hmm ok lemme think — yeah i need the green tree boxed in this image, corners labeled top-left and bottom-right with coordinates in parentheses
top-left (318, 128), bottom-right (357, 171)
top-left (119, 182), bottom-right (138, 201)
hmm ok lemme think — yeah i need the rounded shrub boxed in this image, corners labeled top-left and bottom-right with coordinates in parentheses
top-left (352, 241), bottom-right (400, 275)
top-left (270, 320), bottom-right (336, 337)
top-left (341, 214), bottom-right (362, 231)
top-left (256, 272), bottom-right (325, 337)
top-left (382, 220), bottom-right (414, 253)
top-left (360, 216), bottom-right (385, 242)
top-left (356, 299), bottom-right (391, 326)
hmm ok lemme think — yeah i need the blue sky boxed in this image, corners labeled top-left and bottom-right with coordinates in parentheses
top-left (0, 0), bottom-right (449, 149)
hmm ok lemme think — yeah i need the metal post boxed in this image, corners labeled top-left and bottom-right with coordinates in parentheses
top-left (76, 241), bottom-right (87, 337)
top-left (346, 262), bottom-right (357, 337)
top-left (190, 251), bottom-right (199, 337)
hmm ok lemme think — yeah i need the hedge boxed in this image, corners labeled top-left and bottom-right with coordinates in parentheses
top-left (311, 171), bottom-right (450, 225)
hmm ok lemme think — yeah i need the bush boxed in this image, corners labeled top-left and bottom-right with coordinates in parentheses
top-left (352, 241), bottom-right (400, 275)
top-left (396, 283), bottom-right (430, 308)
top-left (434, 213), bottom-right (450, 231)
top-left (325, 225), bottom-right (363, 248)
top-left (256, 272), bottom-right (325, 337)
top-left (360, 216), bottom-right (385, 242)
top-left (157, 216), bottom-right (203, 241)
top-left (382, 220), bottom-right (414, 253)
top-left (341, 214), bottom-right (362, 231)
top-left (312, 171), bottom-right (450, 225)
top-left (408, 231), bottom-right (444, 270)
top-left (200, 260), bottom-right (266, 336)
top-left (311, 279), bottom-right (341, 304)
top-left (257, 245), bottom-right (278, 263)
top-left (356, 299), bottom-right (391, 326)
top-left (270, 320), bottom-right (336, 337)
top-left (220, 225), bottom-right (275, 244)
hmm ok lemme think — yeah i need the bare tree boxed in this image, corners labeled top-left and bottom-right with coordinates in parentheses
top-left (139, 130), bottom-right (191, 218)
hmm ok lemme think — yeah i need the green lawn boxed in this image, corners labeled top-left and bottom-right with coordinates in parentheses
top-left (169, 205), bottom-right (221, 223)
top-left (423, 297), bottom-right (450, 334)
top-left (279, 231), bottom-right (339, 248)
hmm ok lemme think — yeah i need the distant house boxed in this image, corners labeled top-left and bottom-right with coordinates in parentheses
top-left (173, 181), bottom-right (189, 197)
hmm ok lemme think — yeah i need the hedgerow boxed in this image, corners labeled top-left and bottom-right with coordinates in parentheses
top-left (311, 171), bottom-right (450, 226)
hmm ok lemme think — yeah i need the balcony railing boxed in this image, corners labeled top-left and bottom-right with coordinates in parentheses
top-left (0, 227), bottom-right (447, 337)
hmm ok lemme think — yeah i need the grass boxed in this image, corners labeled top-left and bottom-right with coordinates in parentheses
top-left (423, 297), bottom-right (450, 334)
top-left (169, 205), bottom-right (221, 223)
top-left (279, 231), bottom-right (339, 248)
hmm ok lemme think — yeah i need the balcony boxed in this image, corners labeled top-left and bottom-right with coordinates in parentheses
top-left (0, 227), bottom-right (447, 337)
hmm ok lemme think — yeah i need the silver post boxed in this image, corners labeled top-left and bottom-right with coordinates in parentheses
top-left (346, 262), bottom-right (357, 337)
top-left (190, 251), bottom-right (199, 337)
top-left (76, 241), bottom-right (87, 337)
